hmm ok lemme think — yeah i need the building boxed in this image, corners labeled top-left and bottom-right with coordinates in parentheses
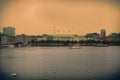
top-left (0, 36), bottom-right (9, 44)
top-left (107, 33), bottom-right (120, 41)
top-left (36, 34), bottom-right (85, 42)
top-left (48, 34), bottom-right (85, 41)
top-left (0, 36), bottom-right (15, 45)
top-left (85, 33), bottom-right (100, 40)
top-left (100, 29), bottom-right (106, 40)
top-left (0, 32), bottom-right (3, 44)
top-left (3, 26), bottom-right (15, 36)
top-left (15, 34), bottom-right (34, 44)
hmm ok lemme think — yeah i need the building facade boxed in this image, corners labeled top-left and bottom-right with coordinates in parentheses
top-left (85, 33), bottom-right (100, 40)
top-left (3, 26), bottom-right (15, 36)
top-left (100, 29), bottom-right (106, 40)
top-left (49, 34), bottom-right (85, 41)
top-left (107, 33), bottom-right (120, 41)
top-left (36, 34), bottom-right (85, 42)
top-left (15, 34), bottom-right (33, 44)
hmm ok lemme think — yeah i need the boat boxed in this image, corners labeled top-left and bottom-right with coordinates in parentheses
top-left (69, 45), bottom-right (81, 49)
top-left (11, 73), bottom-right (17, 77)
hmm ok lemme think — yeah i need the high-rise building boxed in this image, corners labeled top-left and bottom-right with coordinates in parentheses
top-left (3, 26), bottom-right (15, 36)
top-left (100, 29), bottom-right (106, 40)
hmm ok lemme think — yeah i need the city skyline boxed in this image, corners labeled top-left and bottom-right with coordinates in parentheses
top-left (1, 26), bottom-right (120, 36)
top-left (0, 0), bottom-right (120, 35)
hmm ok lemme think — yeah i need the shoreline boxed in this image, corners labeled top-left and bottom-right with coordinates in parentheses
top-left (0, 44), bottom-right (120, 49)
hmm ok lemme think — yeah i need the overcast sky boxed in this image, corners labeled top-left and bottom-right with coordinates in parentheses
top-left (0, 0), bottom-right (120, 35)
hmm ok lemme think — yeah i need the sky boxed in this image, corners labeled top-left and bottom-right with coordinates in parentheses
top-left (0, 0), bottom-right (120, 35)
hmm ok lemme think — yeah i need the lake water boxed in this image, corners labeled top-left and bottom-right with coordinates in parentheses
top-left (0, 46), bottom-right (120, 80)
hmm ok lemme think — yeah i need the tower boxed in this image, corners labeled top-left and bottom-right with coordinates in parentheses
top-left (100, 29), bottom-right (106, 40)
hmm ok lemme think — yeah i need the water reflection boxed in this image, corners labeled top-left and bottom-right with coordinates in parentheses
top-left (0, 46), bottom-right (120, 80)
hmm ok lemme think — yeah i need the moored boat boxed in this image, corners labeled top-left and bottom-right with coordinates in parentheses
top-left (11, 73), bottom-right (17, 77)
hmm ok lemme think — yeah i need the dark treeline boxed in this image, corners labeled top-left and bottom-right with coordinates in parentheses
top-left (25, 40), bottom-right (120, 46)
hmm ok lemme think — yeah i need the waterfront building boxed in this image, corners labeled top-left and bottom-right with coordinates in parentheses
top-left (49, 34), bottom-right (85, 41)
top-left (36, 34), bottom-right (85, 42)
top-left (36, 36), bottom-right (47, 41)
top-left (0, 33), bottom-right (1, 44)
top-left (107, 33), bottom-right (120, 41)
top-left (52, 34), bottom-right (74, 41)
top-left (85, 33), bottom-right (100, 40)
top-left (0, 36), bottom-right (10, 44)
top-left (3, 26), bottom-right (15, 36)
top-left (1, 36), bottom-right (9, 44)
top-left (100, 29), bottom-right (106, 40)
top-left (15, 34), bottom-right (33, 45)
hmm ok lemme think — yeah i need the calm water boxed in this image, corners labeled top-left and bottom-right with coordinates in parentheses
top-left (0, 46), bottom-right (120, 80)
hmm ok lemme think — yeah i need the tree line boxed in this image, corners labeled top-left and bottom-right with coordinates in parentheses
top-left (25, 40), bottom-right (120, 46)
